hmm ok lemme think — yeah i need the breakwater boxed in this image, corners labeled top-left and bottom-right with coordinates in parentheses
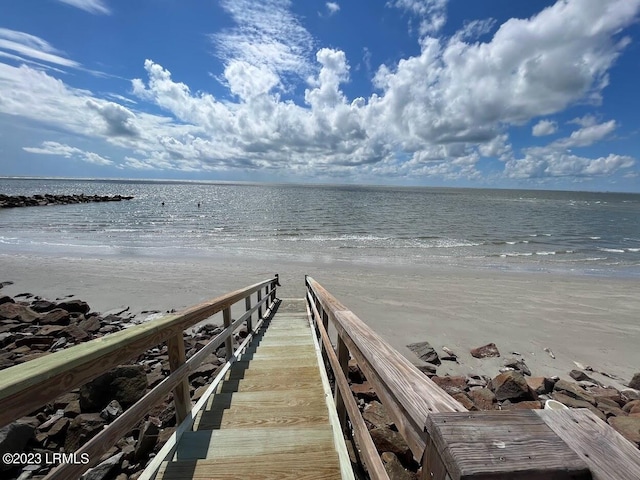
top-left (0, 194), bottom-right (133, 209)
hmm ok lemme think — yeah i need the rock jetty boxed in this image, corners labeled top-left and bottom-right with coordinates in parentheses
top-left (0, 286), bottom-right (228, 480)
top-left (0, 194), bottom-right (134, 209)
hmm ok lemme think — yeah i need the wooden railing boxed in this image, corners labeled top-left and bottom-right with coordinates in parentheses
top-left (305, 276), bottom-right (466, 480)
top-left (0, 275), bottom-right (279, 479)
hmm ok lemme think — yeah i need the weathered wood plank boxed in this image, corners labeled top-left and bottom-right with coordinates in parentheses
top-left (306, 277), bottom-right (466, 461)
top-left (535, 409), bottom-right (640, 480)
top-left (308, 294), bottom-right (390, 480)
top-left (223, 307), bottom-right (233, 361)
top-left (195, 407), bottom-right (330, 430)
top-left (426, 411), bottom-right (591, 480)
top-left (167, 334), bottom-right (191, 424)
top-left (203, 390), bottom-right (324, 411)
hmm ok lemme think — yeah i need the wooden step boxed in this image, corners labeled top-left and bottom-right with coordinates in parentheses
top-left (224, 365), bottom-right (321, 381)
top-left (202, 390), bottom-right (329, 411)
top-left (217, 376), bottom-right (324, 394)
top-left (173, 427), bottom-right (337, 460)
top-left (194, 405), bottom-right (330, 430)
top-left (156, 452), bottom-right (342, 480)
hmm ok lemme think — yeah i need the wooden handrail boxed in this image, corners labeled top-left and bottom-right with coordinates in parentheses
top-left (305, 276), bottom-right (466, 464)
top-left (0, 276), bottom-right (278, 427)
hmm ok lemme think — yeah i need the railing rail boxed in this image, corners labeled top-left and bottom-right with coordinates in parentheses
top-left (0, 275), bottom-right (279, 479)
top-left (305, 276), bottom-right (466, 473)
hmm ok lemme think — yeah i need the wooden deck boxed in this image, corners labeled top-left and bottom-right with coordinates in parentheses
top-left (154, 299), bottom-right (352, 480)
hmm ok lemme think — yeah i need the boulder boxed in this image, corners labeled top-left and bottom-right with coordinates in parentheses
top-left (0, 295), bottom-right (14, 305)
top-left (407, 341), bottom-right (440, 365)
top-left (431, 376), bottom-right (467, 395)
top-left (526, 377), bottom-right (554, 395)
top-left (57, 299), bottom-right (91, 314)
top-left (100, 400), bottom-right (124, 422)
top-left (64, 413), bottom-right (107, 452)
top-left (553, 379), bottom-right (596, 405)
top-left (0, 422), bottom-right (35, 465)
top-left (40, 308), bottom-right (71, 325)
top-left (351, 382), bottom-right (378, 401)
top-left (551, 393), bottom-right (606, 421)
top-left (608, 416), bottom-right (640, 446)
top-left (381, 452), bottom-right (417, 480)
top-left (0, 303), bottom-right (40, 323)
top-left (588, 386), bottom-right (623, 407)
top-left (370, 427), bottom-right (412, 464)
top-left (78, 316), bottom-right (102, 333)
top-left (82, 452), bottom-right (123, 480)
top-left (363, 401), bottom-right (394, 429)
top-left (597, 402), bottom-right (627, 418)
top-left (348, 359), bottom-right (366, 383)
top-left (623, 400), bottom-right (640, 414)
top-left (629, 373), bottom-right (640, 391)
top-left (490, 371), bottom-right (532, 402)
top-left (470, 343), bottom-right (500, 358)
top-left (80, 365), bottom-right (148, 411)
top-left (504, 358), bottom-right (531, 376)
top-left (134, 420), bottom-right (159, 462)
top-left (452, 393), bottom-right (477, 411)
top-left (30, 300), bottom-right (56, 313)
top-left (469, 388), bottom-right (497, 410)
top-left (415, 363), bottom-right (437, 376)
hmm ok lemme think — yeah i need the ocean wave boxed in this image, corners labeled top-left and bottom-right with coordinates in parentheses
top-left (599, 248), bottom-right (625, 253)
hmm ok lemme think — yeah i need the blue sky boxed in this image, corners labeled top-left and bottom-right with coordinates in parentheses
top-left (0, 0), bottom-right (639, 191)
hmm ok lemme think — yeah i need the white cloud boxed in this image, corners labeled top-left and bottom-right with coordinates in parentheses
top-left (23, 141), bottom-right (113, 165)
top-left (388, 0), bottom-right (449, 36)
top-left (532, 120), bottom-right (558, 137)
top-left (56, 0), bottom-right (111, 15)
top-left (554, 120), bottom-right (616, 148)
top-left (211, 0), bottom-right (314, 95)
top-left (505, 152), bottom-right (634, 179)
top-left (326, 2), bottom-right (340, 15)
top-left (0, 28), bottom-right (80, 68)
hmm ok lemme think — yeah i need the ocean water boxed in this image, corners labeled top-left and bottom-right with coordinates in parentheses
top-left (1, 178), bottom-right (639, 277)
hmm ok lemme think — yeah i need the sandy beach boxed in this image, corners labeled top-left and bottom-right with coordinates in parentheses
top-left (1, 252), bottom-right (638, 391)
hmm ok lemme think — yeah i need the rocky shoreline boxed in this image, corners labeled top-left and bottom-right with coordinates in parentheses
top-left (0, 194), bottom-right (134, 209)
top-left (346, 340), bottom-right (640, 479)
top-left (0, 284), bottom-right (230, 480)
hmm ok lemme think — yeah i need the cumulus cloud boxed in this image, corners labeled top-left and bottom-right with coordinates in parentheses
top-left (56, 0), bottom-right (111, 15)
top-left (532, 120), bottom-right (558, 137)
top-left (23, 141), bottom-right (113, 165)
top-left (86, 100), bottom-right (140, 137)
top-left (553, 120), bottom-right (616, 148)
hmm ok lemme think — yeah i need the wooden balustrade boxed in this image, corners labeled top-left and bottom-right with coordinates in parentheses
top-left (305, 275), bottom-right (466, 479)
top-left (0, 275), bottom-right (279, 479)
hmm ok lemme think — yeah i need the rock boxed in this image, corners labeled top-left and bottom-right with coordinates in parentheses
top-left (63, 324), bottom-right (90, 342)
top-left (608, 416), bottom-right (640, 446)
top-left (64, 400), bottom-right (82, 418)
top-left (80, 365), bottom-right (148, 411)
top-left (348, 359), bottom-right (366, 383)
top-left (469, 388), bottom-right (497, 410)
top-left (37, 324), bottom-right (67, 336)
top-left (81, 452), bottom-right (123, 480)
top-left (452, 393), bottom-right (477, 411)
top-left (629, 373), bottom-right (640, 391)
top-left (623, 400), bottom-right (640, 414)
top-left (553, 379), bottom-right (596, 405)
top-left (588, 387), bottom-right (623, 407)
top-left (0, 422), bottom-right (35, 468)
top-left (431, 376), bottom-right (467, 395)
top-left (192, 385), bottom-right (208, 402)
top-left (64, 413), bottom-right (107, 452)
top-left (0, 295), bottom-right (14, 305)
top-left (551, 393), bottom-right (606, 421)
top-left (100, 400), bottom-right (124, 422)
top-left (501, 401), bottom-right (542, 410)
top-left (569, 369), bottom-right (601, 384)
top-left (363, 401), bottom-right (394, 429)
top-left (134, 420), bottom-right (159, 462)
top-left (504, 357), bottom-right (531, 376)
top-left (370, 427), bottom-right (412, 464)
top-left (15, 335), bottom-right (55, 349)
top-left (78, 316), bottom-right (102, 333)
top-left (622, 389), bottom-right (640, 402)
top-left (526, 377), bottom-right (554, 395)
top-left (40, 308), bottom-right (71, 325)
top-left (381, 452), bottom-right (416, 480)
top-left (188, 363), bottom-right (217, 379)
top-left (47, 417), bottom-right (70, 438)
top-left (597, 402), bottom-right (627, 418)
top-left (0, 303), bottom-right (40, 323)
top-left (490, 371), bottom-right (532, 402)
top-left (470, 342), bottom-right (500, 359)
top-left (415, 363), bottom-right (437, 376)
top-left (351, 382), bottom-right (378, 401)
top-left (407, 341), bottom-right (440, 365)
top-left (57, 299), bottom-right (91, 314)
top-left (466, 375), bottom-right (487, 388)
top-left (30, 300), bottom-right (56, 313)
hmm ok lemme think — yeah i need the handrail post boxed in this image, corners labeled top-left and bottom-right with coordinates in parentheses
top-left (335, 336), bottom-right (350, 434)
top-left (223, 307), bottom-right (233, 361)
top-left (257, 289), bottom-right (263, 319)
top-left (167, 334), bottom-right (191, 424)
top-left (245, 296), bottom-right (252, 333)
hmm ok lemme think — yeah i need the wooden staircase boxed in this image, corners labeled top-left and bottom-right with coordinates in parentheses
top-left (154, 299), bottom-right (353, 480)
